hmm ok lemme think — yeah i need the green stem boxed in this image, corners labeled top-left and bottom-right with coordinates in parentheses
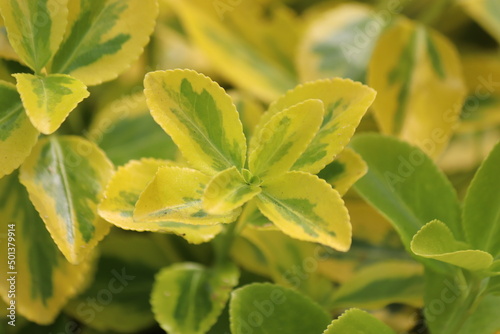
top-left (213, 210), bottom-right (248, 266)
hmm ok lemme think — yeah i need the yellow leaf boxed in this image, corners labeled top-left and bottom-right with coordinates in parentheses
top-left (98, 159), bottom-right (223, 244)
top-left (14, 73), bottom-right (89, 134)
top-left (461, 0), bottom-right (500, 43)
top-left (368, 17), bottom-right (466, 158)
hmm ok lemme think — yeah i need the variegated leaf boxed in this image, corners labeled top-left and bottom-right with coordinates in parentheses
top-left (298, 3), bottom-right (381, 83)
top-left (0, 173), bottom-right (93, 324)
top-left (151, 263), bottom-right (239, 334)
top-left (411, 220), bottom-right (494, 271)
top-left (14, 73), bottom-right (89, 134)
top-left (0, 0), bottom-right (68, 72)
top-left (144, 69), bottom-right (247, 175)
top-left (323, 308), bottom-right (396, 334)
top-left (249, 99), bottom-right (323, 178)
top-left (318, 147), bottom-right (367, 196)
top-left (98, 159), bottom-right (223, 244)
top-left (49, 0), bottom-right (158, 85)
top-left (203, 167), bottom-right (261, 215)
top-left (256, 171), bottom-right (351, 251)
top-left (368, 18), bottom-right (466, 158)
top-left (250, 78), bottom-right (375, 174)
top-left (462, 0), bottom-right (500, 43)
top-left (19, 136), bottom-right (113, 264)
top-left (134, 166), bottom-right (240, 225)
top-left (168, 0), bottom-right (296, 102)
top-left (0, 81), bottom-right (39, 178)
top-left (229, 90), bottom-right (265, 142)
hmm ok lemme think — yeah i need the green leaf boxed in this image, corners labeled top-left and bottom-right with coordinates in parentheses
top-left (351, 134), bottom-right (461, 249)
top-left (97, 159), bottom-right (224, 244)
top-left (144, 69), bottom-right (247, 175)
top-left (134, 165), bottom-right (240, 225)
top-left (0, 173), bottom-right (93, 324)
top-left (323, 308), bottom-right (396, 334)
top-left (411, 220), bottom-right (494, 271)
top-left (368, 18), bottom-right (466, 158)
top-left (297, 3), bottom-right (382, 83)
top-left (65, 231), bottom-right (170, 333)
top-left (151, 263), bottom-right (239, 334)
top-left (230, 283), bottom-right (331, 334)
top-left (458, 294), bottom-right (500, 334)
top-left (203, 167), bottom-right (261, 215)
top-left (249, 99), bottom-right (323, 178)
top-left (463, 142), bottom-right (500, 258)
top-left (462, 0), bottom-right (500, 43)
top-left (250, 78), bottom-right (376, 174)
top-left (19, 135), bottom-right (114, 264)
top-left (49, 0), bottom-right (158, 85)
top-left (87, 92), bottom-right (177, 166)
top-left (0, 80), bottom-right (39, 178)
top-left (14, 73), bottom-right (89, 134)
top-left (331, 260), bottom-right (424, 309)
top-left (0, 0), bottom-right (68, 72)
top-left (256, 171), bottom-right (351, 251)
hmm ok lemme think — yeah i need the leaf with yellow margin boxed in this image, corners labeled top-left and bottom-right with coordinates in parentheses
top-left (250, 78), bottom-right (375, 174)
top-left (0, 81), bottom-right (39, 178)
top-left (49, 0), bottom-right (158, 85)
top-left (0, 173), bottom-right (93, 325)
top-left (98, 159), bottom-right (223, 244)
top-left (144, 69), bottom-right (247, 176)
top-left (368, 18), bottom-right (466, 158)
top-left (256, 172), bottom-right (351, 251)
top-left (14, 73), bottom-right (89, 134)
top-left (0, 0), bottom-right (68, 72)
top-left (249, 99), bottom-right (324, 179)
top-left (19, 136), bottom-right (114, 264)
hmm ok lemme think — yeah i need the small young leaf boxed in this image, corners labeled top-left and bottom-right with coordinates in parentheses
top-left (463, 142), bottom-right (500, 258)
top-left (256, 171), bottom-right (351, 251)
top-left (151, 263), bottom-right (239, 334)
top-left (98, 159), bottom-right (223, 244)
top-left (249, 99), bottom-right (323, 178)
top-left (14, 73), bottom-right (89, 134)
top-left (19, 136), bottom-right (114, 264)
top-left (134, 166), bottom-right (240, 225)
top-left (0, 81), bottom-right (39, 178)
top-left (323, 308), bottom-right (396, 334)
top-left (50, 0), bottom-right (158, 85)
top-left (203, 167), bottom-right (261, 215)
top-left (250, 78), bottom-right (376, 174)
top-left (0, 173), bottom-right (93, 324)
top-left (462, 0), bottom-right (500, 43)
top-left (331, 260), bottom-right (424, 309)
top-left (0, 0), bottom-right (68, 72)
top-left (368, 18), bottom-right (466, 158)
top-left (230, 283), bottom-right (331, 334)
top-left (351, 134), bottom-right (461, 249)
top-left (411, 220), bottom-right (493, 271)
top-left (144, 69), bottom-right (247, 175)
top-left (318, 147), bottom-right (367, 196)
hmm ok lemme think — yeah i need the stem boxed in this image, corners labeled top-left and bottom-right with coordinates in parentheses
top-left (213, 210), bottom-right (248, 266)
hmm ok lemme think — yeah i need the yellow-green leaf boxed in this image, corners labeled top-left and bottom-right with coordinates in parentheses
top-left (368, 18), bottom-right (466, 158)
top-left (19, 136), bottom-right (114, 264)
top-left (14, 73), bottom-right (89, 134)
top-left (0, 0), bottom-right (68, 72)
top-left (256, 171), bottom-right (351, 251)
top-left (98, 159), bottom-right (223, 244)
top-left (203, 167), bottom-right (261, 215)
top-left (0, 81), bottom-right (39, 178)
top-left (49, 0), bottom-right (158, 85)
top-left (331, 260), bottom-right (424, 309)
top-left (462, 0), bottom-right (500, 43)
top-left (323, 308), bottom-right (396, 334)
top-left (229, 90), bottom-right (265, 142)
top-left (411, 220), bottom-right (494, 271)
top-left (168, 0), bottom-right (296, 102)
top-left (318, 147), bottom-right (367, 196)
top-left (0, 173), bottom-right (93, 324)
top-left (144, 69), bottom-right (247, 175)
top-left (250, 78), bottom-right (376, 174)
top-left (134, 166), bottom-right (240, 225)
top-left (249, 99), bottom-right (324, 178)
